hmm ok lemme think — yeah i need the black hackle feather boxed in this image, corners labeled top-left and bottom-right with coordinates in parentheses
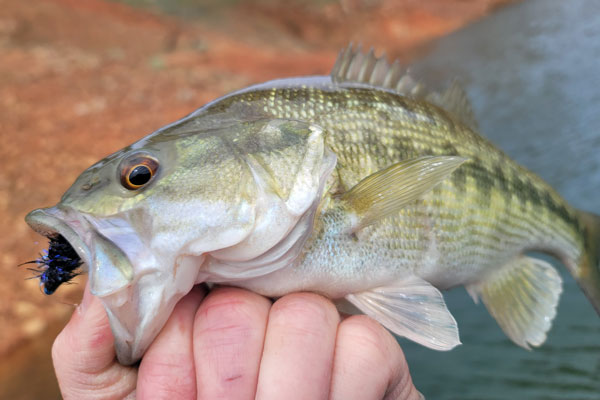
top-left (21, 235), bottom-right (82, 295)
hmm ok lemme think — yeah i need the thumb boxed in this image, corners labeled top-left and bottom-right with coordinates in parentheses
top-left (52, 283), bottom-right (137, 399)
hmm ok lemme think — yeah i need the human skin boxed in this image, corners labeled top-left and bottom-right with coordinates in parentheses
top-left (52, 283), bottom-right (422, 399)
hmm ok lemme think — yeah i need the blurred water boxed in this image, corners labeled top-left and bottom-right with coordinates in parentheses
top-left (405, 0), bottom-right (600, 398)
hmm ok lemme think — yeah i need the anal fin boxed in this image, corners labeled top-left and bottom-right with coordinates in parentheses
top-left (467, 256), bottom-right (563, 349)
top-left (346, 276), bottom-right (461, 351)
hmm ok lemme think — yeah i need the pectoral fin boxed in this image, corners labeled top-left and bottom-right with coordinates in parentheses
top-left (346, 276), bottom-right (461, 351)
top-left (341, 156), bottom-right (466, 230)
top-left (467, 256), bottom-right (562, 349)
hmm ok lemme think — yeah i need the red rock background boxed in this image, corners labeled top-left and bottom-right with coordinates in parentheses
top-left (0, 0), bottom-right (518, 398)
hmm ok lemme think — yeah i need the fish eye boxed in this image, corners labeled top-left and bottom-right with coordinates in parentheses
top-left (120, 155), bottom-right (159, 190)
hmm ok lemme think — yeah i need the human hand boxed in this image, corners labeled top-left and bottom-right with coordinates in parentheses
top-left (52, 284), bottom-right (423, 399)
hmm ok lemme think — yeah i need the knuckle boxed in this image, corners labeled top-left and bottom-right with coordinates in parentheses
top-left (338, 315), bottom-right (394, 366)
top-left (139, 356), bottom-right (195, 400)
top-left (51, 332), bottom-right (65, 367)
top-left (51, 327), bottom-right (64, 351)
top-left (339, 316), bottom-right (411, 395)
top-left (270, 292), bottom-right (339, 330)
top-left (51, 328), bottom-right (78, 369)
top-left (194, 288), bottom-right (267, 346)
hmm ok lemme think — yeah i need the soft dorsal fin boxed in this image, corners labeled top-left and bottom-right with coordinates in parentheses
top-left (341, 156), bottom-right (467, 231)
top-left (331, 44), bottom-right (425, 96)
top-left (331, 44), bottom-right (479, 130)
top-left (426, 80), bottom-right (479, 131)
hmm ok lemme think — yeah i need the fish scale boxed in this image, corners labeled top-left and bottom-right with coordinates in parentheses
top-left (25, 47), bottom-right (600, 364)
top-left (204, 85), bottom-right (583, 290)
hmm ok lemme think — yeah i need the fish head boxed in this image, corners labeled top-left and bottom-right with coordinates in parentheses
top-left (26, 114), bottom-right (336, 365)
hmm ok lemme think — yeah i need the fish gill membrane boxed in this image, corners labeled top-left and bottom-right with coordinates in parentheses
top-left (24, 45), bottom-right (600, 365)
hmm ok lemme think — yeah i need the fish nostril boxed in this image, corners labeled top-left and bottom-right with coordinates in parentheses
top-left (81, 175), bottom-right (101, 191)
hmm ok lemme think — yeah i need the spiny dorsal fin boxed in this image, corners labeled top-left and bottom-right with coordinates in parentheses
top-left (331, 45), bottom-right (479, 130)
top-left (331, 44), bottom-right (425, 96)
top-left (427, 80), bottom-right (479, 131)
top-left (341, 156), bottom-right (467, 231)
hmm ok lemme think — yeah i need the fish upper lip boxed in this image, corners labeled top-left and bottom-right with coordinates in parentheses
top-left (25, 207), bottom-right (92, 271)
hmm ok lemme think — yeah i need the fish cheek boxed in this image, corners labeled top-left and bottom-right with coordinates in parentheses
top-left (182, 200), bottom-right (257, 256)
top-left (89, 233), bottom-right (134, 297)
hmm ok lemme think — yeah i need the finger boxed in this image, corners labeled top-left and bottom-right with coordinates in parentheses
top-left (255, 293), bottom-right (340, 400)
top-left (52, 283), bottom-right (137, 399)
top-left (193, 286), bottom-right (272, 400)
top-left (328, 315), bottom-right (422, 400)
top-left (138, 285), bottom-right (207, 400)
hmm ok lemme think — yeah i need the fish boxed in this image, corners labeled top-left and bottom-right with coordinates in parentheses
top-left (25, 45), bottom-right (600, 365)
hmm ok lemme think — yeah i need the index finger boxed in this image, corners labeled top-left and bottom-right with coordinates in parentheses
top-left (193, 286), bottom-right (272, 400)
top-left (137, 285), bottom-right (207, 400)
top-left (328, 315), bottom-right (422, 400)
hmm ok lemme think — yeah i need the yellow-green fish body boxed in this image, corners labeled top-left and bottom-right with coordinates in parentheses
top-left (26, 46), bottom-right (600, 364)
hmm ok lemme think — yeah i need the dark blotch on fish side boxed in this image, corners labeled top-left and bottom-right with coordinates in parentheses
top-left (511, 175), bottom-right (529, 211)
top-left (494, 165), bottom-right (510, 193)
top-left (451, 164), bottom-right (467, 192)
top-left (468, 160), bottom-right (494, 201)
top-left (21, 235), bottom-right (82, 295)
top-left (542, 191), bottom-right (580, 229)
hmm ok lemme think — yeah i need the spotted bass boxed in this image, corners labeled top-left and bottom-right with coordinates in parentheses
top-left (25, 46), bottom-right (600, 365)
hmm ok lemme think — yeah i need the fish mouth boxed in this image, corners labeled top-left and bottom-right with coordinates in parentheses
top-left (26, 206), bottom-right (136, 298)
top-left (26, 206), bottom-right (150, 365)
top-left (25, 207), bottom-right (92, 274)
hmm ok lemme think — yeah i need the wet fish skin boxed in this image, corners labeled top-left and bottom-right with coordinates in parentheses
top-left (206, 83), bottom-right (581, 290)
top-left (25, 47), bottom-right (600, 364)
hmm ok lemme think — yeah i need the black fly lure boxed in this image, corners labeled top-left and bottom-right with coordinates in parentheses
top-left (22, 235), bottom-right (82, 295)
